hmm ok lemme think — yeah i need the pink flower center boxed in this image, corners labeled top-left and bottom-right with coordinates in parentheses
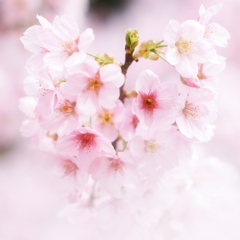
top-left (76, 133), bottom-right (97, 150)
top-left (57, 100), bottom-right (76, 116)
top-left (61, 40), bottom-right (78, 54)
top-left (99, 110), bottom-right (113, 125)
top-left (108, 158), bottom-right (124, 175)
top-left (62, 159), bottom-right (78, 176)
top-left (140, 91), bottom-right (159, 113)
top-left (182, 101), bottom-right (205, 120)
top-left (86, 77), bottom-right (104, 95)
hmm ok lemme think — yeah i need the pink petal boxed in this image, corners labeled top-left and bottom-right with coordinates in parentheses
top-left (176, 115), bottom-right (193, 138)
top-left (135, 70), bottom-right (160, 93)
top-left (44, 52), bottom-right (69, 70)
top-left (65, 52), bottom-right (86, 68)
top-left (78, 28), bottom-right (94, 52)
top-left (99, 82), bottom-right (119, 109)
top-left (100, 64), bottom-right (125, 87)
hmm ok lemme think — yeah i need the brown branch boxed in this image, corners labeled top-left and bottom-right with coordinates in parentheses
top-left (112, 46), bottom-right (138, 150)
top-left (119, 45), bottom-right (137, 102)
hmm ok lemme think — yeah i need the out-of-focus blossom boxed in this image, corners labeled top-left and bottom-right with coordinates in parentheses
top-left (199, 3), bottom-right (230, 47)
top-left (89, 152), bottom-right (137, 196)
top-left (119, 99), bottom-right (139, 141)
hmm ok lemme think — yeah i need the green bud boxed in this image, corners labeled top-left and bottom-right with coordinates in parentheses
top-left (95, 53), bottom-right (120, 66)
top-left (125, 28), bottom-right (139, 52)
top-left (133, 40), bottom-right (165, 61)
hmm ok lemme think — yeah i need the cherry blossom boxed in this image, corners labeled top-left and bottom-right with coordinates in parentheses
top-left (57, 127), bottom-right (115, 170)
top-left (176, 88), bottom-right (218, 140)
top-left (180, 60), bottom-right (226, 90)
top-left (128, 124), bottom-right (190, 181)
top-left (64, 59), bottom-right (125, 115)
top-left (37, 15), bottom-right (94, 70)
top-left (164, 19), bottom-right (217, 78)
top-left (133, 70), bottom-right (178, 130)
top-left (91, 99), bottom-right (124, 142)
top-left (40, 92), bottom-right (82, 136)
top-left (199, 4), bottom-right (230, 47)
top-left (119, 99), bottom-right (139, 141)
top-left (89, 152), bottom-right (137, 196)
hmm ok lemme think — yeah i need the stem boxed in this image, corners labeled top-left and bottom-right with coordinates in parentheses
top-left (152, 50), bottom-right (170, 64)
top-left (156, 40), bottom-right (164, 46)
top-left (119, 45), bottom-right (136, 102)
top-left (86, 52), bottom-right (98, 58)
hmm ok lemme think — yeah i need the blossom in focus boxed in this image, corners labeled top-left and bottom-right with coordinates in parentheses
top-left (133, 70), bottom-right (178, 130)
top-left (164, 20), bottom-right (216, 78)
top-left (199, 3), bottom-right (230, 47)
top-left (176, 88), bottom-right (218, 140)
top-left (64, 59), bottom-right (125, 115)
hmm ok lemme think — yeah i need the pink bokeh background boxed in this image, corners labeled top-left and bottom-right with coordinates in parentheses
top-left (0, 0), bottom-right (239, 239)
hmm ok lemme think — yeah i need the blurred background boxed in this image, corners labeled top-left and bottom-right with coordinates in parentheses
top-left (0, 0), bottom-right (239, 239)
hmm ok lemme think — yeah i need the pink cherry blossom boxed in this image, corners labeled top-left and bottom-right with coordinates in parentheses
top-left (164, 20), bottom-right (217, 78)
top-left (176, 88), bottom-right (218, 140)
top-left (119, 99), bottom-right (139, 141)
top-left (64, 59), bottom-right (125, 115)
top-left (40, 91), bottom-right (82, 137)
top-left (180, 60), bottom-right (226, 90)
top-left (37, 15), bottom-right (94, 70)
top-left (199, 4), bottom-right (230, 48)
top-left (133, 70), bottom-right (178, 130)
top-left (91, 99), bottom-right (124, 142)
top-left (128, 124), bottom-right (191, 181)
top-left (51, 153), bottom-right (89, 191)
top-left (57, 127), bottom-right (115, 170)
top-left (89, 152), bottom-right (137, 196)
top-left (19, 96), bottom-right (58, 152)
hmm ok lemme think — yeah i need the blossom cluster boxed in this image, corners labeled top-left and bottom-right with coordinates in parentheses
top-left (19, 3), bottom-right (230, 238)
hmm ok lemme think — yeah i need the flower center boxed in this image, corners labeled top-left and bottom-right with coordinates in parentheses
top-left (182, 101), bottom-right (204, 120)
top-left (62, 160), bottom-right (78, 176)
top-left (87, 78), bottom-right (103, 95)
top-left (99, 111), bottom-right (113, 125)
top-left (61, 40), bottom-right (77, 54)
top-left (144, 139), bottom-right (161, 152)
top-left (176, 37), bottom-right (194, 54)
top-left (58, 100), bottom-right (76, 116)
top-left (140, 91), bottom-right (158, 113)
top-left (108, 158), bottom-right (124, 174)
top-left (76, 133), bottom-right (97, 149)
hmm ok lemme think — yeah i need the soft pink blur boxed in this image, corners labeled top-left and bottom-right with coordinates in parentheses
top-left (0, 0), bottom-right (240, 239)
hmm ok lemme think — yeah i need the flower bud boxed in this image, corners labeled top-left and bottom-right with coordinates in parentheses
top-left (180, 76), bottom-right (201, 88)
top-left (95, 53), bottom-right (120, 66)
top-left (125, 28), bottom-right (139, 52)
top-left (133, 40), bottom-right (163, 61)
